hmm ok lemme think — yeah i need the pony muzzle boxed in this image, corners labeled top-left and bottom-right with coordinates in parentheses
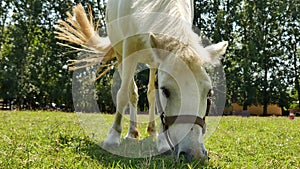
top-left (173, 142), bottom-right (208, 162)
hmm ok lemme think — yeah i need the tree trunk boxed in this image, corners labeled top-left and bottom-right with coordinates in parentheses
top-left (263, 67), bottom-right (268, 116)
top-left (243, 99), bottom-right (248, 111)
top-left (297, 79), bottom-right (300, 109)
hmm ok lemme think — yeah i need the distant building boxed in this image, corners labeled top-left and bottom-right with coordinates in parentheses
top-left (224, 103), bottom-right (282, 116)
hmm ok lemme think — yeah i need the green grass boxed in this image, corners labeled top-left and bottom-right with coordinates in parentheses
top-left (0, 111), bottom-right (299, 169)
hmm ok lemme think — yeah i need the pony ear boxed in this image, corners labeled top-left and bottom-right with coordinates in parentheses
top-left (205, 41), bottom-right (228, 64)
top-left (149, 33), bottom-right (172, 63)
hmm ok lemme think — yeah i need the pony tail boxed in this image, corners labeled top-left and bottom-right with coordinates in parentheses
top-left (73, 4), bottom-right (95, 40)
top-left (54, 3), bottom-right (116, 78)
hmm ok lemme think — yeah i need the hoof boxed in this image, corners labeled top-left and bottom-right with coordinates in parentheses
top-left (147, 123), bottom-right (157, 138)
top-left (124, 129), bottom-right (139, 140)
top-left (103, 139), bottom-right (120, 149)
top-left (124, 132), bottom-right (139, 141)
top-left (103, 129), bottom-right (121, 149)
top-left (123, 136), bottom-right (139, 143)
top-left (148, 131), bottom-right (158, 138)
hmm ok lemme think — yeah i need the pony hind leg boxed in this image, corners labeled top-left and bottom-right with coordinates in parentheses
top-left (103, 58), bottom-right (123, 149)
top-left (103, 48), bottom-right (139, 148)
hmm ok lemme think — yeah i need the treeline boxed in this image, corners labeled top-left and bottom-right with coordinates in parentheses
top-left (194, 0), bottom-right (300, 115)
top-left (0, 0), bottom-right (95, 111)
top-left (0, 0), bottom-right (299, 114)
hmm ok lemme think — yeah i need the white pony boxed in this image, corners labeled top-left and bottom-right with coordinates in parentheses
top-left (55, 1), bottom-right (228, 161)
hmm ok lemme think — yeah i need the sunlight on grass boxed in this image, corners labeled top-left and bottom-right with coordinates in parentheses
top-left (0, 111), bottom-right (299, 168)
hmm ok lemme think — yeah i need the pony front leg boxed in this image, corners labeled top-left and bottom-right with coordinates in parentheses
top-left (147, 68), bottom-right (157, 137)
top-left (125, 80), bottom-right (140, 140)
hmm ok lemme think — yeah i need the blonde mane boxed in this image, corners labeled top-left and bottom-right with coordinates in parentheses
top-left (104, 0), bottom-right (215, 67)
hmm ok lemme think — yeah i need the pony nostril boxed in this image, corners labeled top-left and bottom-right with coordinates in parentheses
top-left (203, 149), bottom-right (209, 161)
top-left (201, 144), bottom-right (209, 160)
top-left (203, 149), bottom-right (207, 156)
top-left (180, 149), bottom-right (209, 162)
top-left (179, 151), bottom-right (193, 162)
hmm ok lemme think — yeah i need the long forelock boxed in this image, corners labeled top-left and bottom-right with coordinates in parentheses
top-left (154, 34), bottom-right (214, 69)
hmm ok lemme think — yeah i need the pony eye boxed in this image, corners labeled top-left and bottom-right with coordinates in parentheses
top-left (206, 89), bottom-right (213, 116)
top-left (161, 87), bottom-right (170, 98)
top-left (207, 89), bottom-right (213, 98)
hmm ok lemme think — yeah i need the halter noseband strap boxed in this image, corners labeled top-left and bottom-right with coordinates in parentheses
top-left (158, 102), bottom-right (207, 134)
top-left (164, 115), bottom-right (206, 129)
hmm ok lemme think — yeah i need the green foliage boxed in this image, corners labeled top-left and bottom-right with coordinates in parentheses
top-left (0, 0), bottom-right (77, 110)
top-left (194, 0), bottom-right (300, 112)
top-left (95, 67), bottom-right (116, 113)
top-left (0, 111), bottom-right (299, 168)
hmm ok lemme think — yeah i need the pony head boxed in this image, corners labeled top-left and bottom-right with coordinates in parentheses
top-left (152, 35), bottom-right (228, 161)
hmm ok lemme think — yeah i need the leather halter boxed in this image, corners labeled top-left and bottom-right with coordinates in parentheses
top-left (155, 76), bottom-right (211, 151)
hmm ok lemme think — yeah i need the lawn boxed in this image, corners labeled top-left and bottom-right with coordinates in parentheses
top-left (0, 111), bottom-right (299, 169)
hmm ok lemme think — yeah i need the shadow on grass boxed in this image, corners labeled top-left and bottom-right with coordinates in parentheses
top-left (81, 138), bottom-right (175, 168)
top-left (57, 134), bottom-right (216, 168)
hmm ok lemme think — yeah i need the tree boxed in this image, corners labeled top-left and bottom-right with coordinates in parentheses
top-left (283, 0), bottom-right (300, 110)
top-left (0, 0), bottom-right (78, 110)
top-left (194, 0), bottom-right (298, 115)
top-left (0, 0), bottom-right (11, 55)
